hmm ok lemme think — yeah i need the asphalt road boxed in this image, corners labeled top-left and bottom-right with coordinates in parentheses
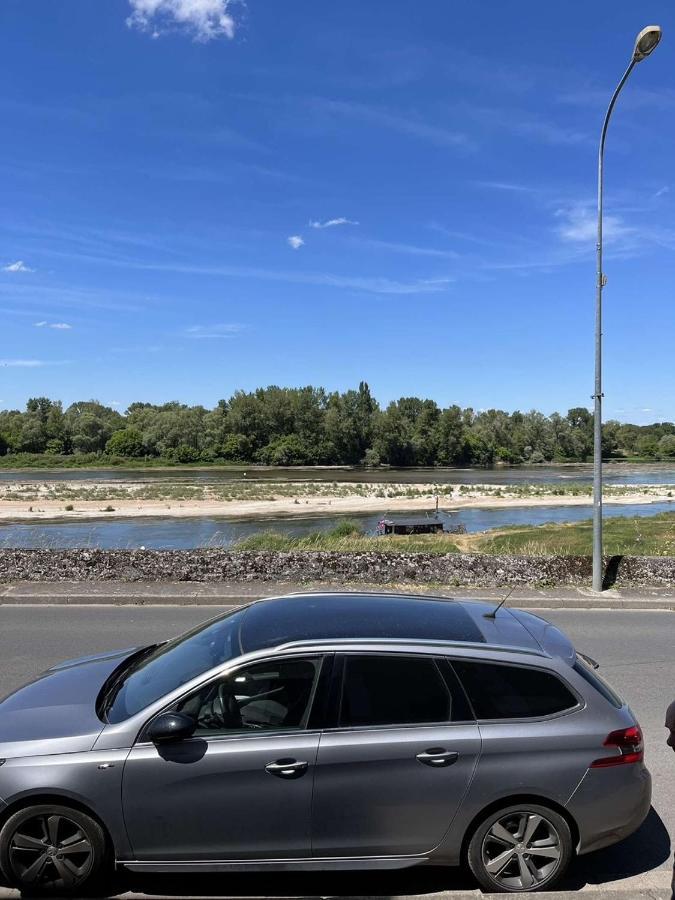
top-left (0, 606), bottom-right (672, 898)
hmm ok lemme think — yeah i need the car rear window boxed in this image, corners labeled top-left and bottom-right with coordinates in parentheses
top-left (451, 660), bottom-right (578, 720)
top-left (338, 655), bottom-right (468, 727)
top-left (573, 656), bottom-right (623, 709)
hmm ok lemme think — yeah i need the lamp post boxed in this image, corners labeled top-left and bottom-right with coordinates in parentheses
top-left (592, 25), bottom-right (662, 593)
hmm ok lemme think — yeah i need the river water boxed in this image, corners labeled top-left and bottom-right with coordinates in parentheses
top-left (1, 501), bottom-right (672, 550)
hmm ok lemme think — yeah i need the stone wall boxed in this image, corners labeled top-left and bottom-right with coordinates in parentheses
top-left (0, 549), bottom-right (673, 587)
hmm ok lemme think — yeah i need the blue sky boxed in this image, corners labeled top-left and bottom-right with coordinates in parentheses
top-left (1, 0), bottom-right (674, 422)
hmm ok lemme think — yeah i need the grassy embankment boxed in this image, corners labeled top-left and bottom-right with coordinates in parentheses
top-left (234, 514), bottom-right (675, 557)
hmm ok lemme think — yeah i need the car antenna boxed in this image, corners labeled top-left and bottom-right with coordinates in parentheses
top-left (483, 586), bottom-right (514, 620)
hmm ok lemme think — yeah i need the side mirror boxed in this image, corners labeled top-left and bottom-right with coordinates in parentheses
top-left (147, 712), bottom-right (196, 744)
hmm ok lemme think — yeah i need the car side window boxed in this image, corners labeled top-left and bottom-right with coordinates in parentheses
top-left (172, 657), bottom-right (322, 736)
top-left (451, 660), bottom-right (578, 720)
top-left (338, 655), bottom-right (466, 728)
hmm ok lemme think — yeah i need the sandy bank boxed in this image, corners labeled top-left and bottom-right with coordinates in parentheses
top-left (0, 486), bottom-right (672, 523)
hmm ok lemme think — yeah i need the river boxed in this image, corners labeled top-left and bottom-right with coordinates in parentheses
top-left (1, 501), bottom-right (672, 550)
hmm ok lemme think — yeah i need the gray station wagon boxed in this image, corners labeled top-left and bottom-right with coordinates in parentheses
top-left (0, 592), bottom-right (651, 895)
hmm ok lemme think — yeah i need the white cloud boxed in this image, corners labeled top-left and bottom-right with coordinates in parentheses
top-left (3, 260), bottom-right (34, 273)
top-left (127, 0), bottom-right (237, 42)
top-left (309, 217), bottom-right (359, 229)
top-left (654, 186), bottom-right (669, 199)
top-left (34, 321), bottom-right (72, 330)
top-left (556, 206), bottom-right (632, 244)
top-left (287, 235), bottom-right (304, 250)
top-left (0, 359), bottom-right (49, 368)
top-left (184, 323), bottom-right (243, 338)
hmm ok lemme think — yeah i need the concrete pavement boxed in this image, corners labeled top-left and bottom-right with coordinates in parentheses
top-left (2, 580), bottom-right (675, 609)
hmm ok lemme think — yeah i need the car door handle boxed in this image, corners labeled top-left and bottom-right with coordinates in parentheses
top-left (416, 748), bottom-right (459, 768)
top-left (265, 758), bottom-right (309, 779)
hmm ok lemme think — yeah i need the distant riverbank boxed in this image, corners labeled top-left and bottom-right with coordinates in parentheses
top-left (0, 478), bottom-right (673, 523)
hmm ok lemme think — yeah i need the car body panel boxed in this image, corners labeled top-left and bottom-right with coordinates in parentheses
top-left (0, 748), bottom-right (133, 857)
top-left (506, 609), bottom-right (576, 665)
top-left (567, 763), bottom-right (651, 854)
top-left (121, 732), bottom-right (321, 861)
top-left (312, 723), bottom-right (481, 857)
top-left (0, 651), bottom-right (136, 759)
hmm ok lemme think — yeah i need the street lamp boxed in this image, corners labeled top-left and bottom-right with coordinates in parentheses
top-left (592, 25), bottom-right (662, 592)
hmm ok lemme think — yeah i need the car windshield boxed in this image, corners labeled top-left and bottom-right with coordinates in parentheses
top-left (103, 607), bottom-right (247, 724)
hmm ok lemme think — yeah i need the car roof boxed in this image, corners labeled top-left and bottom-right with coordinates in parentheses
top-left (238, 591), bottom-right (549, 659)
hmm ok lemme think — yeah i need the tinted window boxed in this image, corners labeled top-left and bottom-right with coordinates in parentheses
top-left (452, 660), bottom-right (578, 720)
top-left (573, 657), bottom-right (622, 709)
top-left (174, 657), bottom-right (321, 735)
top-left (339, 656), bottom-right (456, 727)
top-left (241, 595), bottom-right (485, 652)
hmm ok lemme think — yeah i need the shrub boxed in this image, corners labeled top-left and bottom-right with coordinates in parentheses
top-left (328, 520), bottom-right (363, 538)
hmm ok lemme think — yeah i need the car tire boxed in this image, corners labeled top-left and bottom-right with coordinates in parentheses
top-left (0, 804), bottom-right (110, 897)
top-left (467, 802), bottom-right (573, 894)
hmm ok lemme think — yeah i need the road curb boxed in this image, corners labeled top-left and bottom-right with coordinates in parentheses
top-left (1, 581), bottom-right (675, 609)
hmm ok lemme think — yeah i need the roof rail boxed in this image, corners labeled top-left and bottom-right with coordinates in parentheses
top-left (273, 637), bottom-right (548, 659)
top-left (281, 589), bottom-right (460, 603)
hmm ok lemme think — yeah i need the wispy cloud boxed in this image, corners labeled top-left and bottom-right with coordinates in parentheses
top-left (654, 185), bottom-right (669, 200)
top-left (467, 106), bottom-right (592, 148)
top-left (287, 235), bottom-right (304, 250)
top-left (358, 238), bottom-right (459, 260)
top-left (309, 98), bottom-right (470, 149)
top-left (184, 324), bottom-right (243, 339)
top-left (3, 260), bottom-right (34, 273)
top-left (309, 217), bottom-right (359, 229)
top-left (114, 258), bottom-right (454, 295)
top-left (127, 0), bottom-right (237, 42)
top-left (34, 321), bottom-right (72, 330)
top-left (0, 359), bottom-right (58, 368)
top-left (474, 181), bottom-right (541, 195)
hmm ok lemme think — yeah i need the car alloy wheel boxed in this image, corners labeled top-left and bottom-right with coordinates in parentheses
top-left (9, 812), bottom-right (94, 888)
top-left (468, 803), bottom-right (572, 893)
top-left (0, 804), bottom-right (107, 895)
top-left (482, 811), bottom-right (561, 890)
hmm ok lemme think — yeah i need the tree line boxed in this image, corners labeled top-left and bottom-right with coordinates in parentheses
top-left (1, 384), bottom-right (674, 466)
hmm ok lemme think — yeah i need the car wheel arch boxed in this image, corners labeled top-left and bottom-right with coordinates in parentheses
top-left (459, 793), bottom-right (580, 863)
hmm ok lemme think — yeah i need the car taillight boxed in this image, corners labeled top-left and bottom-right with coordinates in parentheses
top-left (590, 725), bottom-right (644, 768)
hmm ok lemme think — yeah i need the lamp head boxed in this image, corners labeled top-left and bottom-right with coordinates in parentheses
top-left (633, 25), bottom-right (662, 62)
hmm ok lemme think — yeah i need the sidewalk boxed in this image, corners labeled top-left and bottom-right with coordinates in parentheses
top-left (1, 581), bottom-right (675, 609)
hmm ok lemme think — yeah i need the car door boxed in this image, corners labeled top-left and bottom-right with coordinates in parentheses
top-left (122, 654), bottom-right (329, 861)
top-left (311, 653), bottom-right (482, 857)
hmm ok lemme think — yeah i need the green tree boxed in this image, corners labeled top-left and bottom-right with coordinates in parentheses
top-left (221, 433), bottom-right (254, 462)
top-left (657, 434), bottom-right (675, 458)
top-left (257, 435), bottom-right (313, 466)
top-left (106, 428), bottom-right (145, 457)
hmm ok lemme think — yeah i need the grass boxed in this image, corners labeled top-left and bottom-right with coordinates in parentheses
top-left (234, 521), bottom-right (461, 554)
top-left (232, 513), bottom-right (675, 556)
top-left (468, 512), bottom-right (675, 556)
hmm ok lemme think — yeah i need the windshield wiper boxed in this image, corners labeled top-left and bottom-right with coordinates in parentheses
top-left (96, 644), bottom-right (159, 722)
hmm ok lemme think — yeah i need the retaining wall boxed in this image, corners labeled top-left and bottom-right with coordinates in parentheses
top-left (0, 549), bottom-right (673, 587)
